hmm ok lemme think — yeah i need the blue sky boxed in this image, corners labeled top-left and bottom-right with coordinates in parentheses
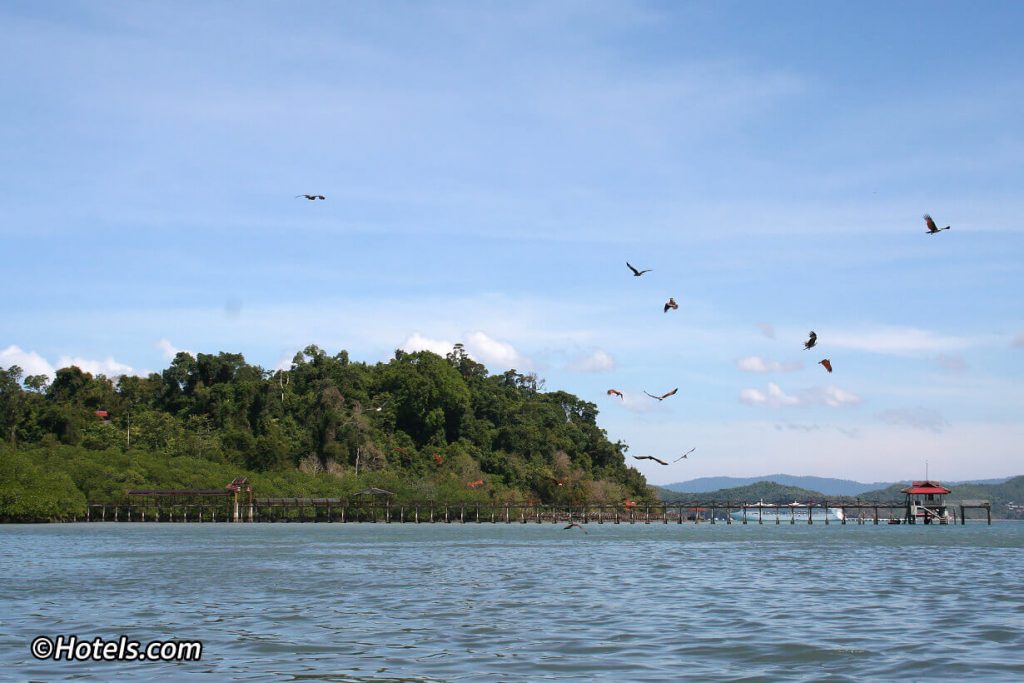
top-left (3, 1), bottom-right (1023, 483)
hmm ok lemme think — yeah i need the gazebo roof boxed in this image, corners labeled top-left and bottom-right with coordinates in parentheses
top-left (901, 481), bottom-right (951, 495)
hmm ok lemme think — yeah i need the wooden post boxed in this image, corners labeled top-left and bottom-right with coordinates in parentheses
top-left (824, 501), bottom-right (830, 525)
top-left (711, 506), bottom-right (716, 524)
top-left (678, 505), bottom-right (684, 524)
top-left (726, 503), bottom-right (732, 525)
top-left (415, 506), bottom-right (420, 523)
top-left (742, 506), bottom-right (747, 525)
top-left (987, 505), bottom-right (992, 525)
top-left (505, 505), bottom-right (510, 524)
top-left (758, 505), bottom-right (762, 525)
top-left (960, 505), bottom-right (965, 525)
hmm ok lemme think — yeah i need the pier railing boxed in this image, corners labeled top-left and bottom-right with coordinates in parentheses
top-left (81, 500), bottom-right (993, 525)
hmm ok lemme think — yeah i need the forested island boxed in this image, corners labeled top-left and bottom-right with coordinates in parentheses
top-left (0, 345), bottom-right (650, 521)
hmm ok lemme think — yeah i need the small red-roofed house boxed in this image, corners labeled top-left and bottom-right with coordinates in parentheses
top-left (902, 481), bottom-right (952, 524)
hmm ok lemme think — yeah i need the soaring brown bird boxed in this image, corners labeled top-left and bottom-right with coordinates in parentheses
top-left (644, 388), bottom-right (678, 401)
top-left (664, 297), bottom-right (678, 312)
top-left (803, 331), bottom-right (817, 350)
top-left (924, 214), bottom-right (950, 234)
top-left (633, 455), bottom-right (669, 465)
top-left (433, 453), bottom-right (444, 465)
top-left (627, 262), bottom-right (652, 277)
top-left (607, 389), bottom-right (624, 399)
top-left (819, 359), bottom-right (832, 373)
top-left (296, 194), bottom-right (326, 200)
top-left (563, 522), bottom-right (588, 533)
top-left (673, 447), bottom-right (696, 463)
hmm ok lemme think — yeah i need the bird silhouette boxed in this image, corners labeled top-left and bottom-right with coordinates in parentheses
top-left (627, 262), bottom-right (652, 277)
top-left (607, 389), bottom-right (623, 399)
top-left (296, 194), bottom-right (326, 200)
top-left (633, 455), bottom-right (669, 465)
top-left (819, 359), bottom-right (832, 373)
top-left (664, 297), bottom-right (678, 312)
top-left (644, 388), bottom-right (678, 401)
top-left (673, 447), bottom-right (696, 463)
top-left (924, 214), bottom-right (950, 234)
top-left (804, 331), bottom-right (817, 350)
top-left (563, 522), bottom-right (588, 533)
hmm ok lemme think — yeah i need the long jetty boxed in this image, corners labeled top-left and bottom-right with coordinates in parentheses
top-left (82, 499), bottom-right (993, 525)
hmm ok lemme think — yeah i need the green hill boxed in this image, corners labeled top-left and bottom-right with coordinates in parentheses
top-left (0, 345), bottom-right (649, 521)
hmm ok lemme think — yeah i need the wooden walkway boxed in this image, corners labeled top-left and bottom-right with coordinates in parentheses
top-left (83, 500), bottom-right (993, 525)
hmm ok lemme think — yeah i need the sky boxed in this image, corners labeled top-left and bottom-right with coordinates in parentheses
top-left (2, 1), bottom-right (1023, 484)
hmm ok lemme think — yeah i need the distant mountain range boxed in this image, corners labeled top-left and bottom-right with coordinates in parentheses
top-left (661, 474), bottom-right (1013, 496)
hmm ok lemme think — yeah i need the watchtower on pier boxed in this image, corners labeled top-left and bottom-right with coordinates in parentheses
top-left (902, 481), bottom-right (952, 524)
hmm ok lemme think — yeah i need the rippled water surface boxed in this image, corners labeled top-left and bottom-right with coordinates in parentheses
top-left (2, 522), bottom-right (1023, 681)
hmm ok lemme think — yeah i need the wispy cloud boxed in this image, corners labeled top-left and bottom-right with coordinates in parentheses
top-left (827, 327), bottom-right (974, 355)
top-left (736, 356), bottom-right (801, 373)
top-left (935, 354), bottom-right (968, 373)
top-left (568, 349), bottom-right (615, 373)
top-left (876, 407), bottom-right (950, 433)
top-left (155, 338), bottom-right (193, 360)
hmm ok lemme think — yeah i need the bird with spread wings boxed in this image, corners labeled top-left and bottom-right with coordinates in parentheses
top-left (633, 455), bottom-right (669, 465)
top-left (296, 194), bottom-right (326, 200)
top-left (673, 447), bottom-right (696, 463)
top-left (626, 262), bottom-right (652, 277)
top-left (607, 389), bottom-right (623, 399)
top-left (819, 359), bottom-right (832, 373)
top-left (803, 331), bottom-right (817, 350)
top-left (644, 388), bottom-right (678, 401)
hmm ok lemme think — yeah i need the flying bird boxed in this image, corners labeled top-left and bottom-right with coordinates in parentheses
top-left (819, 359), bottom-right (832, 373)
top-left (433, 453), bottom-right (443, 465)
top-left (673, 447), bottom-right (696, 463)
top-left (563, 522), bottom-right (588, 533)
top-left (627, 262), bottom-right (652, 277)
top-left (607, 389), bottom-right (623, 399)
top-left (466, 479), bottom-right (484, 488)
top-left (803, 331), bottom-right (817, 350)
top-left (924, 214), bottom-right (950, 234)
top-left (633, 455), bottom-right (669, 465)
top-left (664, 297), bottom-right (678, 312)
top-left (296, 194), bottom-right (326, 200)
top-left (644, 388), bottom-right (678, 401)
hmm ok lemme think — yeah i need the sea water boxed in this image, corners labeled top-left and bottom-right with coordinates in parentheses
top-left (1, 522), bottom-right (1022, 681)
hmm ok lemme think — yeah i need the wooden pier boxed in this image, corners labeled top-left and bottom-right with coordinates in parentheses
top-left (83, 499), bottom-right (993, 525)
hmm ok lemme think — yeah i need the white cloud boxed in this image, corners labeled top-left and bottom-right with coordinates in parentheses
top-left (816, 385), bottom-right (862, 408)
top-left (876, 407), bottom-right (949, 433)
top-left (736, 356), bottom-right (801, 373)
top-left (741, 383), bottom-right (860, 409)
top-left (0, 345), bottom-right (56, 379)
top-left (56, 355), bottom-right (137, 378)
top-left (828, 327), bottom-right (973, 355)
top-left (401, 333), bottom-right (455, 357)
top-left (740, 382), bottom-right (800, 407)
top-left (569, 349), bottom-right (615, 373)
top-left (156, 338), bottom-right (192, 360)
top-left (464, 331), bottom-right (531, 370)
top-left (755, 322), bottom-right (775, 339)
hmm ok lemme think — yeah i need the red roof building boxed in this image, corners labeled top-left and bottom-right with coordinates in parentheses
top-left (902, 481), bottom-right (952, 524)
top-left (901, 481), bottom-right (951, 495)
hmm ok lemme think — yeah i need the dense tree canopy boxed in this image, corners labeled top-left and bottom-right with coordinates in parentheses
top-left (0, 345), bottom-right (650, 520)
